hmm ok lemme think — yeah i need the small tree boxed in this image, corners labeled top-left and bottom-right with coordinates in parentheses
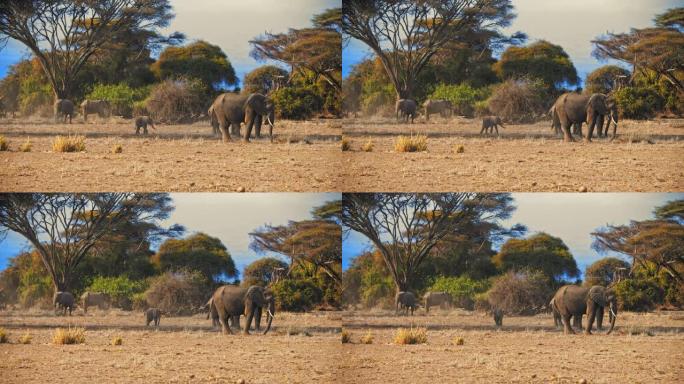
top-left (242, 257), bottom-right (288, 287)
top-left (585, 65), bottom-right (631, 94)
top-left (494, 40), bottom-right (579, 90)
top-left (243, 65), bottom-right (289, 95)
top-left (584, 257), bottom-right (631, 287)
top-left (153, 233), bottom-right (236, 284)
top-left (152, 41), bottom-right (236, 91)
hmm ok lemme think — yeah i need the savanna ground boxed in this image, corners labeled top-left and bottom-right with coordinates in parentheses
top-left (342, 116), bottom-right (684, 192)
top-left (0, 308), bottom-right (342, 383)
top-left (341, 308), bottom-right (684, 384)
top-left (0, 117), bottom-right (341, 192)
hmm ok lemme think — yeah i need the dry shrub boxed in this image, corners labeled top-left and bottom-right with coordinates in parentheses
top-left (112, 144), bottom-right (123, 154)
top-left (395, 134), bottom-right (427, 152)
top-left (341, 329), bottom-right (351, 343)
top-left (144, 270), bottom-right (206, 315)
top-left (0, 136), bottom-right (8, 151)
top-left (487, 78), bottom-right (547, 123)
top-left (341, 136), bottom-right (351, 151)
top-left (19, 138), bottom-right (31, 152)
top-left (111, 336), bottom-right (123, 345)
top-left (361, 139), bottom-right (374, 152)
top-left (452, 336), bottom-right (464, 346)
top-left (18, 332), bottom-right (32, 344)
top-left (52, 327), bottom-right (86, 345)
top-left (454, 144), bottom-right (464, 153)
top-left (144, 78), bottom-right (206, 124)
top-left (0, 328), bottom-right (7, 343)
top-left (486, 270), bottom-right (552, 316)
top-left (53, 135), bottom-right (86, 152)
top-left (360, 331), bottom-right (374, 344)
top-left (394, 327), bottom-right (427, 345)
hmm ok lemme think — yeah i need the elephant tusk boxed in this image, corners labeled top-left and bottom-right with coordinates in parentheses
top-left (609, 307), bottom-right (617, 319)
top-left (267, 309), bottom-right (275, 319)
top-left (267, 115), bottom-right (274, 127)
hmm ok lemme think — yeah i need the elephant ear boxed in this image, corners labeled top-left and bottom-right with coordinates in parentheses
top-left (589, 286), bottom-right (607, 307)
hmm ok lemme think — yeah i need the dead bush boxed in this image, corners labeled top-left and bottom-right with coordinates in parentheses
top-left (144, 270), bottom-right (207, 315)
top-left (144, 78), bottom-right (207, 124)
top-left (0, 136), bottom-right (8, 151)
top-left (394, 327), bottom-right (427, 345)
top-left (395, 134), bottom-right (428, 152)
top-left (487, 78), bottom-right (547, 123)
top-left (52, 327), bottom-right (86, 345)
top-left (486, 270), bottom-right (552, 316)
top-left (52, 135), bottom-right (86, 152)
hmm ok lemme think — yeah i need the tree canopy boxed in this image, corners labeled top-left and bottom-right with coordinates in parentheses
top-left (153, 233), bottom-right (236, 283)
top-left (585, 65), bottom-right (631, 94)
top-left (243, 65), bottom-right (289, 95)
top-left (152, 40), bottom-right (236, 90)
top-left (584, 257), bottom-right (631, 287)
top-left (242, 257), bottom-right (289, 287)
top-left (493, 40), bottom-right (578, 90)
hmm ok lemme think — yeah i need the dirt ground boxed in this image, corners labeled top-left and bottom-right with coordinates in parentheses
top-left (341, 309), bottom-right (684, 384)
top-left (0, 117), bottom-right (341, 192)
top-left (342, 117), bottom-right (684, 192)
top-left (0, 308), bottom-right (343, 383)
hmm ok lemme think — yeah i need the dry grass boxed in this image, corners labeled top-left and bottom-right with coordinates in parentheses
top-left (359, 331), bottom-right (374, 344)
top-left (0, 136), bottom-right (9, 151)
top-left (452, 336), bottom-right (465, 345)
top-left (0, 328), bottom-right (8, 343)
top-left (19, 138), bottom-right (32, 152)
top-left (394, 327), bottom-right (428, 345)
top-left (341, 329), bottom-right (351, 343)
top-left (111, 144), bottom-right (123, 154)
top-left (341, 136), bottom-right (351, 151)
top-left (111, 335), bottom-right (123, 345)
top-left (52, 327), bottom-right (86, 345)
top-left (454, 144), bottom-right (465, 153)
top-left (361, 138), bottom-right (374, 152)
top-left (18, 332), bottom-right (32, 344)
top-left (395, 134), bottom-right (428, 152)
top-left (52, 135), bottom-right (86, 153)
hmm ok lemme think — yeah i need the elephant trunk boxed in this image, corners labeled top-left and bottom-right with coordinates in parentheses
top-left (262, 299), bottom-right (275, 335)
top-left (606, 301), bottom-right (617, 334)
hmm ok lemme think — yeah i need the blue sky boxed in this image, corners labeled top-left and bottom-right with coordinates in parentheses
top-left (0, 193), bottom-right (341, 280)
top-left (342, 193), bottom-right (683, 277)
top-left (0, 0), bottom-right (342, 85)
top-left (342, 0), bottom-right (680, 84)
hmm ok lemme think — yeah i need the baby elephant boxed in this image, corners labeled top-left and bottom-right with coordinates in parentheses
top-left (481, 116), bottom-right (504, 136)
top-left (145, 308), bottom-right (162, 326)
top-left (134, 116), bottom-right (156, 135)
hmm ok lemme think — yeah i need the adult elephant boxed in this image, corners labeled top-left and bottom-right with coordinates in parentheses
top-left (54, 99), bottom-right (74, 123)
top-left (549, 297), bottom-right (582, 330)
top-left (243, 93), bottom-right (275, 142)
top-left (210, 285), bottom-right (275, 335)
top-left (80, 292), bottom-right (111, 313)
top-left (552, 285), bottom-right (617, 335)
top-left (395, 291), bottom-right (418, 315)
top-left (53, 291), bottom-right (75, 316)
top-left (551, 92), bottom-right (618, 142)
top-left (81, 99), bottom-right (111, 122)
top-left (591, 94), bottom-right (619, 139)
top-left (395, 99), bottom-right (417, 123)
top-left (423, 99), bottom-right (453, 120)
top-left (209, 93), bottom-right (248, 142)
top-left (423, 291), bottom-right (452, 312)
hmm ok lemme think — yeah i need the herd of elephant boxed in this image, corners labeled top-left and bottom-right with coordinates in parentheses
top-left (394, 91), bottom-right (619, 142)
top-left (394, 284), bottom-right (617, 335)
top-left (51, 92), bottom-right (276, 143)
top-left (51, 284), bottom-right (276, 336)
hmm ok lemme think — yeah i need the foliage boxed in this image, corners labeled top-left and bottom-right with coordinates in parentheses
top-left (242, 257), bottom-right (288, 287)
top-left (612, 85), bottom-right (666, 119)
top-left (271, 85), bottom-right (324, 120)
top-left (153, 233), bottom-right (236, 283)
top-left (144, 270), bottom-right (207, 315)
top-left (494, 40), bottom-right (579, 90)
top-left (243, 65), bottom-right (289, 95)
top-left (152, 41), bottom-right (236, 91)
top-left (429, 276), bottom-right (491, 309)
top-left (584, 65), bottom-right (631, 94)
top-left (145, 78), bottom-right (207, 123)
top-left (270, 278), bottom-right (323, 312)
top-left (87, 276), bottom-right (148, 310)
top-left (486, 78), bottom-right (548, 123)
top-left (584, 257), bottom-right (631, 287)
top-left (486, 269), bottom-right (553, 315)
top-left (86, 83), bottom-right (151, 118)
top-left (428, 84), bottom-right (491, 117)
top-left (493, 232), bottom-right (579, 283)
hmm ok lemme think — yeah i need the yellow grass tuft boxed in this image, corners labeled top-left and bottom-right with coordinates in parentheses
top-left (454, 144), bottom-right (465, 153)
top-left (112, 144), bottom-right (123, 154)
top-left (394, 327), bottom-right (427, 345)
top-left (0, 328), bottom-right (8, 343)
top-left (360, 331), bottom-right (374, 344)
top-left (52, 135), bottom-right (86, 153)
top-left (111, 336), bottom-right (123, 345)
top-left (18, 332), bottom-right (32, 344)
top-left (452, 336), bottom-right (464, 345)
top-left (395, 134), bottom-right (428, 152)
top-left (52, 327), bottom-right (86, 345)
top-left (341, 136), bottom-right (351, 151)
top-left (0, 136), bottom-right (9, 151)
top-left (19, 138), bottom-right (32, 152)
top-left (341, 329), bottom-right (351, 343)
top-left (361, 139), bottom-right (374, 152)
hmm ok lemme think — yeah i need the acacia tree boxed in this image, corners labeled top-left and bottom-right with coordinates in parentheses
top-left (342, 193), bottom-right (519, 291)
top-left (342, 0), bottom-right (516, 99)
top-left (153, 233), bottom-right (236, 283)
top-left (0, 0), bottom-right (177, 99)
top-left (0, 193), bottom-right (182, 291)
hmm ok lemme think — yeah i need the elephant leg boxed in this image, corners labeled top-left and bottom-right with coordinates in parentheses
top-left (562, 314), bottom-right (574, 334)
top-left (254, 115), bottom-right (263, 138)
top-left (219, 121), bottom-right (232, 143)
top-left (254, 307), bottom-right (262, 331)
top-left (144, 126), bottom-right (148, 135)
top-left (218, 312), bottom-right (232, 335)
top-left (495, 125), bottom-right (499, 136)
top-left (585, 116), bottom-right (597, 142)
top-left (480, 125), bottom-right (486, 135)
top-left (561, 121), bottom-right (574, 142)
top-left (596, 306), bottom-right (604, 330)
top-left (244, 115), bottom-right (255, 142)
top-left (585, 305), bottom-right (596, 335)
top-left (243, 309), bottom-right (254, 335)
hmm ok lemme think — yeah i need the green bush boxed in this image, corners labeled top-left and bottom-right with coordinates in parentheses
top-left (88, 276), bottom-right (148, 310)
top-left (614, 277), bottom-right (663, 312)
top-left (613, 86), bottom-right (666, 119)
top-left (19, 77), bottom-right (52, 117)
top-left (360, 81), bottom-right (394, 116)
top-left (86, 83), bottom-right (151, 118)
top-left (429, 276), bottom-right (491, 309)
top-left (272, 85), bottom-right (324, 120)
top-left (18, 272), bottom-right (53, 309)
top-left (271, 278), bottom-right (323, 312)
top-left (429, 83), bottom-right (491, 117)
